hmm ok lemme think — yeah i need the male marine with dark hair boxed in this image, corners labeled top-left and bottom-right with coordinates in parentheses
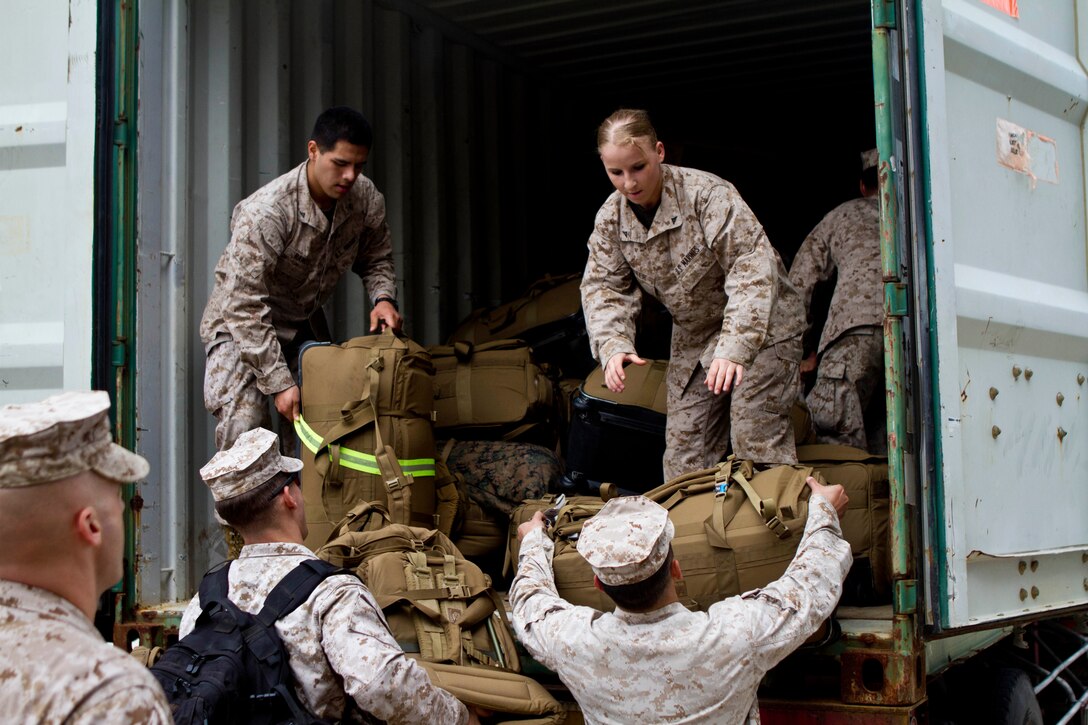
top-left (201, 106), bottom-right (403, 451)
top-left (180, 427), bottom-right (477, 724)
top-left (511, 484), bottom-right (852, 723)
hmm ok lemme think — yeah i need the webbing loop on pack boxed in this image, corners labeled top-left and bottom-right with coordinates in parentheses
top-left (295, 415), bottom-right (436, 477)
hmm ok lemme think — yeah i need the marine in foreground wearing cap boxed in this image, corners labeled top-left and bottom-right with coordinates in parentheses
top-left (789, 148), bottom-right (884, 453)
top-left (510, 479), bottom-right (852, 723)
top-left (179, 427), bottom-right (476, 724)
top-left (0, 391), bottom-right (172, 723)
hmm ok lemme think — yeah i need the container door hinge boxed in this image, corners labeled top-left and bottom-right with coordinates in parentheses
top-left (895, 579), bottom-right (918, 614)
top-left (872, 0), bottom-right (896, 28)
top-left (885, 282), bottom-right (908, 318)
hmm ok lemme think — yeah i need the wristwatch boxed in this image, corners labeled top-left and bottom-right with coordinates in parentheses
top-left (374, 295), bottom-right (399, 311)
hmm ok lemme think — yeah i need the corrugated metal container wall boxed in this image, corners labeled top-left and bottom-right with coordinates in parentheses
top-left (135, 0), bottom-right (566, 605)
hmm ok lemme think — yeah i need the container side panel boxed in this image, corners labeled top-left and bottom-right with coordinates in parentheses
top-left (0, 1), bottom-right (97, 403)
top-left (919, 0), bottom-right (1088, 628)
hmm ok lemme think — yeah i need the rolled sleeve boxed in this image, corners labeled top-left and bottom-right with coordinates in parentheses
top-left (725, 493), bottom-right (852, 672)
top-left (509, 528), bottom-right (577, 671)
top-left (701, 187), bottom-right (779, 369)
top-left (582, 218), bottom-right (641, 366)
top-left (219, 205), bottom-right (296, 395)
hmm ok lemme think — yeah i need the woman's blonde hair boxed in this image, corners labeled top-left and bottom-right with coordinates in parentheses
top-left (597, 108), bottom-right (659, 153)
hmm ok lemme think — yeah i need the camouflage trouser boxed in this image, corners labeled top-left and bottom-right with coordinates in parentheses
top-left (807, 328), bottom-right (883, 450)
top-left (663, 338), bottom-right (801, 480)
top-left (203, 340), bottom-right (298, 454)
top-left (442, 439), bottom-right (561, 516)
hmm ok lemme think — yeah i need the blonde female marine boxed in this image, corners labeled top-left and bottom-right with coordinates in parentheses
top-left (581, 109), bottom-right (805, 480)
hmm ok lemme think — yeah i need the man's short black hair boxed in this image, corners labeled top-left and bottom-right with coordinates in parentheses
top-left (310, 106), bottom-right (373, 152)
top-left (215, 471), bottom-right (296, 530)
top-left (598, 547), bottom-right (675, 613)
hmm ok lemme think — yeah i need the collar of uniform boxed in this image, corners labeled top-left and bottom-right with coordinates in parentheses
top-left (612, 600), bottom-right (689, 624)
top-left (0, 579), bottom-right (97, 634)
top-left (237, 541), bottom-right (316, 559)
top-left (617, 164), bottom-right (684, 244)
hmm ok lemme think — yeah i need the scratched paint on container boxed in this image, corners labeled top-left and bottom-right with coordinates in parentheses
top-left (979, 0), bottom-right (1019, 18)
top-left (995, 118), bottom-right (1058, 187)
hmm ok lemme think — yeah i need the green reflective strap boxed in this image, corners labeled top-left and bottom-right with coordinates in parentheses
top-left (294, 415), bottom-right (435, 477)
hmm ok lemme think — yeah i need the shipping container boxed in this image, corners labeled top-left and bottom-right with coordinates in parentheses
top-left (1, 0), bottom-right (1085, 721)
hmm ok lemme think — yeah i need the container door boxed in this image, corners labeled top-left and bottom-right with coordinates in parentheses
top-left (915, 0), bottom-right (1088, 629)
top-left (0, 2), bottom-right (98, 404)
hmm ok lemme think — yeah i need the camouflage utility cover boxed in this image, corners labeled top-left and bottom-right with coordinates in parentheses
top-left (180, 542), bottom-right (467, 724)
top-left (510, 495), bottom-right (851, 724)
top-left (789, 196), bottom-right (882, 354)
top-left (200, 161), bottom-right (397, 396)
top-left (0, 390), bottom-right (149, 488)
top-left (0, 580), bottom-right (172, 723)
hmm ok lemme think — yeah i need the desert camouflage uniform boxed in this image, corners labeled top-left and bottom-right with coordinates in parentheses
top-left (0, 580), bottom-right (172, 724)
top-left (200, 161), bottom-right (397, 450)
top-left (510, 495), bottom-right (852, 724)
top-left (180, 542), bottom-right (467, 724)
top-left (582, 165), bottom-right (805, 477)
top-left (789, 196), bottom-right (883, 449)
top-left (442, 439), bottom-right (560, 515)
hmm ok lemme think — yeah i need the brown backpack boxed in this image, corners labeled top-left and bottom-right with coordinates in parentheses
top-left (316, 503), bottom-right (519, 672)
top-left (297, 331), bottom-right (455, 549)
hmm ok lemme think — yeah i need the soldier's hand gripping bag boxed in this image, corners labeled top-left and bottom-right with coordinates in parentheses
top-left (296, 330), bottom-right (443, 549)
top-left (507, 493), bottom-right (613, 611)
top-left (316, 503), bottom-right (522, 674)
top-left (429, 339), bottom-right (558, 446)
top-left (566, 360), bottom-right (669, 494)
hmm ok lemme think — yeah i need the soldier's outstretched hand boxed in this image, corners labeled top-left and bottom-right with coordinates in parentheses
top-left (604, 352), bottom-right (647, 393)
top-left (805, 476), bottom-right (849, 516)
top-left (706, 357), bottom-right (744, 394)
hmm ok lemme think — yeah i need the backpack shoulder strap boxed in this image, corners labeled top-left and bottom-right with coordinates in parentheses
top-left (256, 558), bottom-right (347, 628)
top-left (197, 561), bottom-right (232, 609)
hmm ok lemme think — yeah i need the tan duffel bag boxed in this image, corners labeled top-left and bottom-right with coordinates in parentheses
top-left (296, 331), bottom-right (453, 549)
top-left (508, 455), bottom-right (891, 611)
top-left (430, 340), bottom-right (556, 442)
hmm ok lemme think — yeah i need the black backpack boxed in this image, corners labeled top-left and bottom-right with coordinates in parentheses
top-left (152, 557), bottom-right (344, 725)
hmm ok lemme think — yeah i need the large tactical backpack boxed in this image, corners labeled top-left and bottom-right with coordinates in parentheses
top-left (150, 558), bottom-right (343, 725)
top-left (315, 503), bottom-right (567, 724)
top-left (316, 505), bottom-right (519, 670)
top-left (296, 331), bottom-right (456, 549)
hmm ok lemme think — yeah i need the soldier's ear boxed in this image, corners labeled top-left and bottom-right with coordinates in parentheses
top-left (307, 140), bottom-right (319, 162)
top-left (74, 506), bottom-right (102, 547)
top-left (670, 558), bottom-right (683, 580)
top-left (592, 575), bottom-right (604, 592)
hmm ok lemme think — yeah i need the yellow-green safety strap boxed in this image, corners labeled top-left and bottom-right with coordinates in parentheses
top-left (294, 415), bottom-right (435, 477)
